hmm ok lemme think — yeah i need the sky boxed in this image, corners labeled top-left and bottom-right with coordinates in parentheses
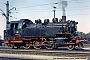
top-left (0, 0), bottom-right (90, 39)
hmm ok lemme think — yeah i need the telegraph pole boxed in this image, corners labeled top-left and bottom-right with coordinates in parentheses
top-left (0, 1), bottom-right (16, 29)
top-left (6, 1), bottom-right (9, 29)
top-left (6, 1), bottom-right (9, 24)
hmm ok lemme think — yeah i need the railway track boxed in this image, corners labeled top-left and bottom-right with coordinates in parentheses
top-left (0, 46), bottom-right (89, 60)
top-left (0, 46), bottom-right (89, 57)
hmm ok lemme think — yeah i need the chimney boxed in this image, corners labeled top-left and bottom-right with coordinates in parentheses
top-left (62, 16), bottom-right (66, 22)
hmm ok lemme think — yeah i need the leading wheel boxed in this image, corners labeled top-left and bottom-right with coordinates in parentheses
top-left (78, 43), bottom-right (84, 48)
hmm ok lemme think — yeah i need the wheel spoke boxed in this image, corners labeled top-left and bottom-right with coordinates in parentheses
top-left (34, 41), bottom-right (41, 49)
top-left (78, 43), bottom-right (84, 48)
top-left (67, 45), bottom-right (74, 50)
top-left (10, 44), bottom-right (14, 49)
top-left (23, 44), bottom-right (30, 49)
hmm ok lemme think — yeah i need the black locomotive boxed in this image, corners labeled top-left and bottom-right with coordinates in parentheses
top-left (4, 16), bottom-right (86, 50)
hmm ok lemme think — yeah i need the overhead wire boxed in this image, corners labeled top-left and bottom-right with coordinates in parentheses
top-left (14, 0), bottom-right (90, 9)
top-left (14, 1), bottom-right (90, 13)
top-left (7, 0), bottom-right (90, 19)
top-left (0, 0), bottom-right (88, 13)
top-left (67, 0), bottom-right (90, 3)
top-left (16, 2), bottom-right (58, 9)
top-left (15, 6), bottom-right (90, 14)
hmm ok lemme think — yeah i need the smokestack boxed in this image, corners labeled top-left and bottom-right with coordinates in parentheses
top-left (62, 16), bottom-right (66, 22)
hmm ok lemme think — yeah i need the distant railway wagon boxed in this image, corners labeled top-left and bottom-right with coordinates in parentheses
top-left (4, 16), bottom-right (86, 50)
top-left (0, 40), bottom-right (3, 46)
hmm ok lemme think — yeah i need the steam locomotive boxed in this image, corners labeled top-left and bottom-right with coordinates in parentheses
top-left (4, 16), bottom-right (86, 50)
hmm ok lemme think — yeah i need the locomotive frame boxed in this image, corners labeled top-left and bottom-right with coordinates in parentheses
top-left (4, 16), bottom-right (86, 50)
